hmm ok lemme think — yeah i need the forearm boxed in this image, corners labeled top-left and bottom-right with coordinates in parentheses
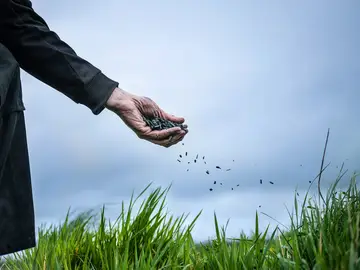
top-left (0, 0), bottom-right (118, 114)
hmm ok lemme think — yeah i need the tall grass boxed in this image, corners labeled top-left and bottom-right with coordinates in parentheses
top-left (2, 129), bottom-right (359, 269)
top-left (1, 171), bottom-right (358, 269)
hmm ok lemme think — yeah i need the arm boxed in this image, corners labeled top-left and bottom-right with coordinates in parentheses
top-left (0, 0), bottom-right (118, 115)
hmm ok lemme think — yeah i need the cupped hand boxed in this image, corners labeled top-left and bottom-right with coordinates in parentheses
top-left (105, 88), bottom-right (188, 147)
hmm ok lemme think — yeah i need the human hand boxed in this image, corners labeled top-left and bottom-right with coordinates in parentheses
top-left (105, 88), bottom-right (188, 147)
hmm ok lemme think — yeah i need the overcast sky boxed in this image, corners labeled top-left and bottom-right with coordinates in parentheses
top-left (19, 0), bottom-right (360, 242)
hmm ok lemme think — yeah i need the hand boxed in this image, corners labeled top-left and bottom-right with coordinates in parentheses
top-left (105, 88), bottom-right (188, 147)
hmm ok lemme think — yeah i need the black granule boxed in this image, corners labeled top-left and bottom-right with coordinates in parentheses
top-left (220, 183), bottom-right (223, 185)
top-left (309, 181), bottom-right (311, 183)
top-left (196, 154), bottom-right (198, 159)
top-left (260, 179), bottom-right (262, 184)
top-left (214, 181), bottom-right (216, 184)
top-left (194, 160), bottom-right (197, 163)
top-left (216, 166), bottom-right (221, 169)
top-left (226, 169), bottom-right (231, 171)
top-left (231, 188), bottom-right (234, 190)
top-left (209, 188), bottom-right (213, 191)
top-left (188, 162), bottom-right (190, 164)
top-left (203, 156), bottom-right (205, 159)
top-left (269, 181), bottom-right (274, 185)
top-left (206, 170), bottom-right (209, 175)
top-left (143, 116), bottom-right (186, 131)
top-left (185, 152), bottom-right (187, 156)
top-left (177, 159), bottom-right (181, 162)
top-left (237, 184), bottom-right (239, 186)
top-left (204, 161), bottom-right (207, 164)
top-left (297, 192), bottom-right (299, 196)
top-left (187, 169), bottom-right (189, 171)
top-left (179, 155), bottom-right (182, 158)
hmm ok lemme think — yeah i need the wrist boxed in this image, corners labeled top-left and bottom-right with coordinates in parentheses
top-left (105, 87), bottom-right (128, 110)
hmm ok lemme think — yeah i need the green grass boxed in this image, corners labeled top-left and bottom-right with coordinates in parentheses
top-left (1, 170), bottom-right (359, 270)
top-left (2, 130), bottom-right (359, 269)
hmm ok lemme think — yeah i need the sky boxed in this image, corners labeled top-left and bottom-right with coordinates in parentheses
top-left (17, 0), bottom-right (360, 242)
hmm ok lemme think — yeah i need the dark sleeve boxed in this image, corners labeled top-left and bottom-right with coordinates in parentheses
top-left (0, 0), bottom-right (119, 115)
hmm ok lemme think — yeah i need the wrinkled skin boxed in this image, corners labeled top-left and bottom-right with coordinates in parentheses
top-left (106, 88), bottom-right (188, 147)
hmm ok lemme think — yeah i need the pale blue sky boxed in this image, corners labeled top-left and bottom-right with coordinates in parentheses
top-left (19, 0), bottom-right (360, 241)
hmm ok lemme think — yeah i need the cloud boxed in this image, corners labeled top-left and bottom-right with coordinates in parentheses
top-left (16, 0), bottom-right (360, 241)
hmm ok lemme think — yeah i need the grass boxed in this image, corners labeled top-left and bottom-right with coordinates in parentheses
top-left (2, 129), bottom-right (360, 269)
top-left (0, 171), bottom-right (359, 270)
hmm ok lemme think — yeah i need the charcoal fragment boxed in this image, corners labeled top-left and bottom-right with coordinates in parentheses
top-left (194, 160), bottom-right (197, 163)
top-left (269, 181), bottom-right (274, 185)
top-left (226, 169), bottom-right (231, 171)
top-left (237, 184), bottom-right (239, 187)
top-left (188, 162), bottom-right (190, 164)
top-left (309, 181), bottom-right (311, 184)
top-left (196, 154), bottom-right (198, 159)
top-left (177, 159), bottom-right (181, 162)
top-left (260, 179), bottom-right (263, 184)
top-left (214, 181), bottom-right (216, 184)
top-left (187, 169), bottom-right (189, 171)
top-left (203, 156), bottom-right (205, 159)
top-left (220, 183), bottom-right (223, 185)
top-left (204, 161), bottom-right (207, 164)
top-left (185, 152), bottom-right (187, 156)
top-left (231, 188), bottom-right (234, 190)
top-left (297, 192), bottom-right (299, 196)
top-left (216, 166), bottom-right (221, 169)
top-left (209, 188), bottom-right (213, 191)
top-left (206, 170), bottom-right (209, 175)
top-left (179, 155), bottom-right (182, 158)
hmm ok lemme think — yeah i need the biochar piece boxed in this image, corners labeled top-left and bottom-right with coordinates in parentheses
top-left (209, 188), bottom-right (213, 191)
top-left (143, 116), bottom-right (186, 131)
top-left (204, 161), bottom-right (207, 164)
top-left (233, 160), bottom-right (235, 162)
top-left (259, 205), bottom-right (261, 208)
top-left (309, 181), bottom-right (311, 183)
top-left (297, 192), bottom-right (299, 196)
top-left (214, 181), bottom-right (216, 184)
top-left (196, 154), bottom-right (198, 159)
top-left (220, 183), bottom-right (223, 185)
top-left (269, 181), bottom-right (274, 185)
top-left (187, 169), bottom-right (189, 171)
top-left (226, 169), bottom-right (231, 171)
top-left (194, 160), bottom-right (197, 163)
top-left (177, 159), bottom-right (181, 163)
top-left (231, 188), bottom-right (234, 190)
top-left (188, 162), bottom-right (190, 164)
top-left (185, 152), bottom-right (187, 156)
top-left (182, 143), bottom-right (184, 145)
top-left (179, 155), bottom-right (182, 158)
top-left (206, 170), bottom-right (209, 175)
top-left (216, 166), bottom-right (221, 169)
top-left (260, 179), bottom-right (263, 184)
top-left (203, 156), bottom-right (205, 159)
top-left (237, 184), bottom-right (239, 187)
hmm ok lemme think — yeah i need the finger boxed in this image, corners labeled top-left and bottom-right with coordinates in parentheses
top-left (149, 132), bottom-right (185, 147)
top-left (143, 126), bottom-right (182, 141)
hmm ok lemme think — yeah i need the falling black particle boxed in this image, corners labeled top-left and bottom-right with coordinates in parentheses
top-left (185, 152), bottom-right (187, 156)
top-left (226, 169), bottom-right (231, 171)
top-left (203, 156), bottom-right (205, 159)
top-left (209, 188), bottom-right (213, 191)
top-left (233, 160), bottom-right (235, 162)
top-left (231, 188), bottom-right (234, 190)
top-left (177, 159), bottom-right (181, 163)
top-left (182, 143), bottom-right (184, 145)
top-left (196, 154), bottom-right (198, 159)
top-left (204, 161), bottom-right (207, 164)
top-left (188, 162), bottom-right (190, 164)
top-left (237, 184), bottom-right (239, 187)
top-left (194, 160), bottom-right (197, 163)
top-left (206, 170), bottom-right (210, 175)
top-left (214, 181), bottom-right (216, 184)
top-left (179, 155), bottom-right (182, 158)
top-left (309, 180), bottom-right (311, 183)
top-left (269, 181), bottom-right (274, 185)
top-left (220, 183), bottom-right (223, 185)
top-left (260, 179), bottom-right (263, 184)
top-left (300, 164), bottom-right (302, 167)
top-left (216, 166), bottom-right (221, 169)
top-left (259, 205), bottom-right (261, 208)
top-left (297, 192), bottom-right (299, 196)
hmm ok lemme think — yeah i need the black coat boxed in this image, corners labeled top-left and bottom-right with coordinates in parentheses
top-left (0, 0), bottom-right (118, 256)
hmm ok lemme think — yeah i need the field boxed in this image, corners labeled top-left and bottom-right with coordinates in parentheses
top-left (0, 166), bottom-right (359, 269)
